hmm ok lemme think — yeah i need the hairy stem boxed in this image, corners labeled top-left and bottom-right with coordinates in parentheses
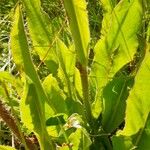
top-left (76, 62), bottom-right (93, 127)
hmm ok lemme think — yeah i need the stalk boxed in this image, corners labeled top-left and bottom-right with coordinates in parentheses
top-left (76, 62), bottom-right (93, 127)
top-left (0, 99), bottom-right (37, 150)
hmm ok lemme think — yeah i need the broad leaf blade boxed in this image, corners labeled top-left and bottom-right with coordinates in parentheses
top-left (63, 0), bottom-right (90, 65)
top-left (10, 5), bottom-right (54, 149)
top-left (112, 113), bottom-right (150, 150)
top-left (100, 0), bottom-right (118, 38)
top-left (0, 145), bottom-right (16, 150)
top-left (22, 0), bottom-right (58, 74)
top-left (21, 79), bottom-right (44, 132)
top-left (112, 44), bottom-right (150, 149)
top-left (101, 36), bottom-right (146, 133)
top-left (101, 0), bottom-right (118, 12)
top-left (91, 0), bottom-right (143, 88)
top-left (120, 44), bottom-right (150, 136)
top-left (69, 128), bottom-right (91, 150)
top-left (56, 39), bottom-right (75, 77)
top-left (102, 74), bottom-right (134, 133)
top-left (90, 0), bottom-right (143, 119)
top-left (10, 4), bottom-right (55, 114)
top-left (112, 136), bottom-right (134, 150)
top-left (43, 74), bottom-right (67, 114)
top-left (56, 39), bottom-right (76, 98)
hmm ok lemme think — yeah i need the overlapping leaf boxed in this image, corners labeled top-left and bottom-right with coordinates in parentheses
top-left (63, 0), bottom-right (90, 65)
top-left (56, 39), bottom-right (75, 77)
top-left (22, 0), bottom-right (58, 74)
top-left (0, 145), bottom-right (16, 150)
top-left (92, 0), bottom-right (143, 88)
top-left (0, 71), bottom-right (22, 92)
top-left (112, 44), bottom-right (150, 149)
top-left (56, 39), bottom-right (75, 98)
top-left (43, 74), bottom-right (67, 114)
top-left (113, 113), bottom-right (150, 150)
top-left (90, 0), bottom-right (143, 119)
top-left (0, 71), bottom-right (23, 104)
top-left (10, 5), bottom-right (55, 149)
top-left (68, 128), bottom-right (91, 150)
top-left (102, 74), bottom-right (134, 133)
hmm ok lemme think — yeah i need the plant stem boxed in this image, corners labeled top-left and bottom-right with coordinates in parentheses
top-left (0, 99), bottom-right (37, 150)
top-left (77, 63), bottom-right (93, 127)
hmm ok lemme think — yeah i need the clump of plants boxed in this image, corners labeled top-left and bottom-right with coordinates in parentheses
top-left (0, 0), bottom-right (150, 150)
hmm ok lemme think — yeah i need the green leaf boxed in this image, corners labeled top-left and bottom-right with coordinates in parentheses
top-left (10, 5), bottom-right (55, 149)
top-left (147, 21), bottom-right (150, 41)
top-left (22, 0), bottom-right (52, 45)
top-left (69, 128), bottom-right (91, 150)
top-left (46, 114), bottom-right (66, 126)
top-left (0, 145), bottom-right (16, 150)
top-left (102, 74), bottom-right (134, 133)
top-left (63, 0), bottom-right (90, 65)
top-left (56, 39), bottom-right (76, 98)
top-left (22, 0), bottom-right (58, 74)
top-left (100, 0), bottom-right (118, 37)
top-left (74, 68), bottom-right (83, 99)
top-left (0, 86), bottom-right (5, 98)
top-left (56, 39), bottom-right (75, 77)
top-left (112, 113), bottom-right (150, 150)
top-left (21, 78), bottom-right (44, 131)
top-left (91, 93), bottom-right (102, 119)
top-left (0, 71), bottom-right (18, 84)
top-left (11, 4), bottom-right (55, 114)
top-left (91, 0), bottom-right (143, 87)
top-left (135, 115), bottom-right (150, 150)
top-left (112, 44), bottom-right (150, 149)
top-left (101, 0), bottom-right (116, 12)
top-left (21, 77), bottom-right (55, 149)
top-left (101, 0), bottom-right (112, 12)
top-left (120, 44), bottom-right (150, 136)
top-left (90, 0), bottom-right (143, 118)
top-left (0, 72), bottom-right (22, 106)
top-left (0, 71), bottom-right (22, 93)
top-left (43, 74), bottom-right (67, 114)
top-left (90, 77), bottom-right (102, 119)
top-left (65, 97), bottom-right (84, 117)
top-left (112, 136), bottom-right (133, 150)
top-left (102, 38), bottom-right (146, 140)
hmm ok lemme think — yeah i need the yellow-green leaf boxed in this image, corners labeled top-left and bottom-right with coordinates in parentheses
top-left (22, 0), bottom-right (58, 74)
top-left (112, 44), bottom-right (150, 150)
top-left (63, 0), bottom-right (90, 65)
top-left (0, 145), bottom-right (16, 150)
top-left (92, 0), bottom-right (143, 88)
top-left (10, 5), bottom-right (55, 149)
